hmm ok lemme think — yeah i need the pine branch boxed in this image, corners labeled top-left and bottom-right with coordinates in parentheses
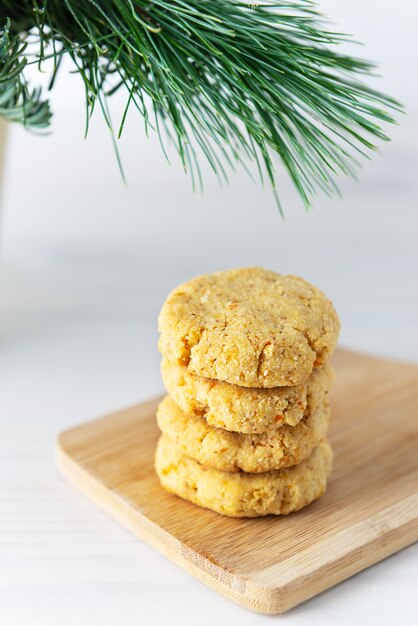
top-left (0, 1), bottom-right (401, 208)
top-left (0, 19), bottom-right (51, 128)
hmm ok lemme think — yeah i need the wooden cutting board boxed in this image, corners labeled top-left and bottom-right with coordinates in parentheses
top-left (56, 349), bottom-right (418, 614)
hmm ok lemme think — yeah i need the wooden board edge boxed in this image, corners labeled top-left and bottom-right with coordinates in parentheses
top-left (333, 346), bottom-right (418, 369)
top-left (57, 395), bottom-right (162, 441)
top-left (55, 437), bottom-right (283, 615)
top-left (252, 494), bottom-right (418, 613)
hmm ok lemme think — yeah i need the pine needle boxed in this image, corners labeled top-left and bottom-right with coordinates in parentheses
top-left (0, 19), bottom-right (51, 128)
top-left (0, 1), bottom-right (401, 208)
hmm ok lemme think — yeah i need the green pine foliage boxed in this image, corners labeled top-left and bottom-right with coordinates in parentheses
top-left (0, 19), bottom-right (51, 128)
top-left (0, 1), bottom-right (401, 207)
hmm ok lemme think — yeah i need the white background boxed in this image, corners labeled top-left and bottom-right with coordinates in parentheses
top-left (1, 2), bottom-right (417, 625)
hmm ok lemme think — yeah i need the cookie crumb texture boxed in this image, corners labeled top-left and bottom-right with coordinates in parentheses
top-left (157, 395), bottom-right (330, 473)
top-left (161, 358), bottom-right (334, 433)
top-left (158, 268), bottom-right (340, 387)
top-left (155, 436), bottom-right (333, 518)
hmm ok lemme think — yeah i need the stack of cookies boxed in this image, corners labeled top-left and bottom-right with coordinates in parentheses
top-left (155, 267), bottom-right (340, 518)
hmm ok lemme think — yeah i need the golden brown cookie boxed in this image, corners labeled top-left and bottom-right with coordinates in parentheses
top-left (155, 435), bottom-right (333, 518)
top-left (158, 268), bottom-right (340, 388)
top-left (161, 358), bottom-right (334, 433)
top-left (157, 395), bottom-right (330, 473)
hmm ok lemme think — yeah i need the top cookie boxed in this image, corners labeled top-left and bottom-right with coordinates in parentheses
top-left (158, 267), bottom-right (340, 387)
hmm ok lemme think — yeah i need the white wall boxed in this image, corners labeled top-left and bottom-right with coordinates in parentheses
top-left (320, 1), bottom-right (418, 105)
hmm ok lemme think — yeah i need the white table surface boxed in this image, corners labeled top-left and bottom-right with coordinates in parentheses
top-left (1, 4), bottom-right (418, 623)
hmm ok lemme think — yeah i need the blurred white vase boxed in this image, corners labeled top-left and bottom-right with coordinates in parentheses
top-left (0, 119), bottom-right (7, 197)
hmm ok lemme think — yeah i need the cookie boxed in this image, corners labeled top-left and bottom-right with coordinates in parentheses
top-left (155, 436), bottom-right (333, 518)
top-left (161, 358), bottom-right (334, 433)
top-left (157, 395), bottom-right (330, 473)
top-left (158, 268), bottom-right (340, 388)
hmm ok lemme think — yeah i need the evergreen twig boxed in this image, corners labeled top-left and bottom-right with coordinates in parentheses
top-left (0, 1), bottom-right (401, 207)
top-left (0, 19), bottom-right (51, 128)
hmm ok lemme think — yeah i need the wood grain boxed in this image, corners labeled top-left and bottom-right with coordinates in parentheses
top-left (56, 349), bottom-right (418, 614)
